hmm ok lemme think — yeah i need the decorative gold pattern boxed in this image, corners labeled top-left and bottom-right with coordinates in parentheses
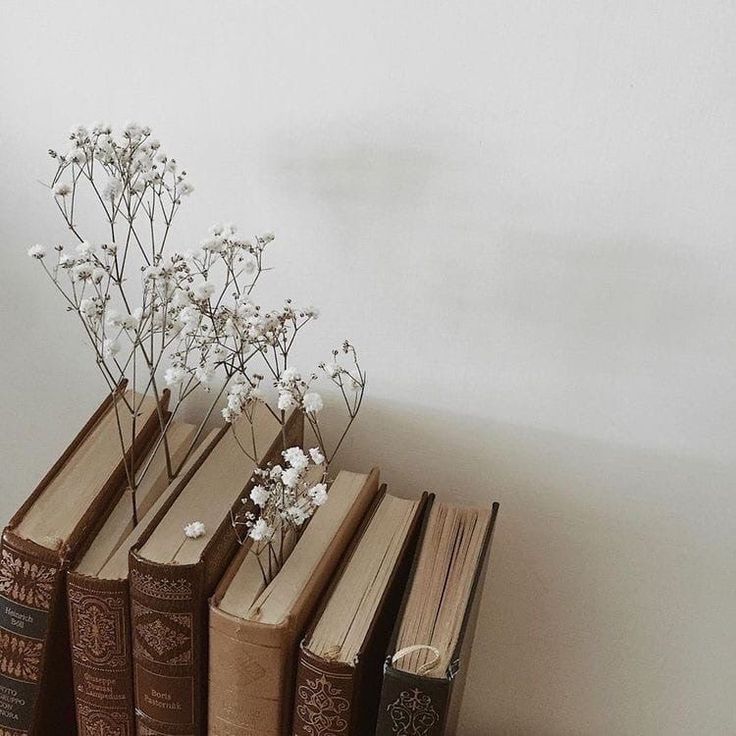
top-left (79, 709), bottom-right (128, 736)
top-left (132, 602), bottom-right (192, 665)
top-left (0, 630), bottom-right (43, 682)
top-left (387, 689), bottom-right (439, 736)
top-left (130, 570), bottom-right (192, 600)
top-left (295, 673), bottom-right (350, 735)
top-left (0, 549), bottom-right (57, 610)
top-left (0, 729), bottom-right (30, 736)
top-left (69, 592), bottom-right (126, 667)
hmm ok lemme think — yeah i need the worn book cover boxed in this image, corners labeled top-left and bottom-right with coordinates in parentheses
top-left (291, 490), bottom-right (430, 736)
top-left (374, 502), bottom-right (499, 736)
top-left (208, 468), bottom-right (382, 736)
top-left (130, 409), bottom-right (303, 736)
top-left (0, 384), bottom-right (162, 736)
top-left (66, 421), bottom-right (208, 736)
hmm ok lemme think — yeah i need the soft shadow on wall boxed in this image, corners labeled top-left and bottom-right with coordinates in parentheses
top-left (335, 398), bottom-right (735, 736)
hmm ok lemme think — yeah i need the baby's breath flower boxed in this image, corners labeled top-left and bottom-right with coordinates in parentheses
top-left (308, 483), bottom-right (328, 507)
top-left (27, 244), bottom-right (47, 259)
top-left (183, 521), bottom-right (206, 539)
top-left (164, 366), bottom-right (186, 386)
top-left (53, 183), bottom-right (72, 197)
top-left (309, 447), bottom-right (325, 465)
top-left (250, 485), bottom-right (269, 507)
top-left (249, 518), bottom-right (273, 542)
top-left (302, 392), bottom-right (324, 414)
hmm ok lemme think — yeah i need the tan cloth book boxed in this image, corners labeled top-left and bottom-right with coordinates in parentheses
top-left (130, 407), bottom-right (303, 736)
top-left (208, 468), bottom-right (382, 736)
top-left (0, 384), bottom-right (162, 735)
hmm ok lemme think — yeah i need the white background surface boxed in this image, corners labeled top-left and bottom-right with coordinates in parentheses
top-left (1, 2), bottom-right (735, 733)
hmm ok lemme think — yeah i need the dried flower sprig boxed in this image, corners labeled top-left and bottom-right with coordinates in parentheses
top-left (28, 123), bottom-right (366, 554)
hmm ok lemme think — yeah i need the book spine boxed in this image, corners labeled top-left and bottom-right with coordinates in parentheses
top-left (208, 615), bottom-right (293, 736)
top-left (67, 573), bottom-right (134, 736)
top-left (375, 666), bottom-right (451, 736)
top-left (291, 650), bottom-right (356, 736)
top-left (0, 532), bottom-right (74, 735)
top-left (130, 559), bottom-right (201, 736)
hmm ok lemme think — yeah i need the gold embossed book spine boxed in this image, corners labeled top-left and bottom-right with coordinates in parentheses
top-left (0, 385), bottom-right (162, 735)
top-left (67, 575), bottom-right (135, 736)
top-left (130, 410), bottom-right (303, 736)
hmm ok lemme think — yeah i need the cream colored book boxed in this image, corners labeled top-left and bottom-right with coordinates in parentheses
top-left (209, 468), bottom-right (382, 736)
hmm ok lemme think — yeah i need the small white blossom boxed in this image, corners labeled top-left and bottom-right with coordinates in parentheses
top-left (249, 518), bottom-right (273, 542)
top-left (302, 392), bottom-right (324, 414)
top-left (53, 182), bottom-right (72, 197)
top-left (103, 338), bottom-right (120, 358)
top-left (250, 485), bottom-right (269, 507)
top-left (281, 467), bottom-right (301, 488)
top-left (164, 366), bottom-right (186, 386)
top-left (308, 483), bottom-right (329, 507)
top-left (281, 367), bottom-right (300, 383)
top-left (27, 244), bottom-right (47, 259)
top-left (282, 447), bottom-right (308, 471)
top-left (102, 176), bottom-right (122, 200)
top-left (278, 390), bottom-right (296, 411)
top-left (184, 521), bottom-right (206, 538)
top-left (309, 447), bottom-right (325, 465)
top-left (286, 505), bottom-right (309, 526)
top-left (191, 282), bottom-right (215, 301)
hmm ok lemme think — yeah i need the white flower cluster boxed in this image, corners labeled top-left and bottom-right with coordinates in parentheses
top-left (49, 122), bottom-right (193, 205)
top-left (28, 122), bottom-right (367, 550)
top-left (234, 446), bottom-right (328, 548)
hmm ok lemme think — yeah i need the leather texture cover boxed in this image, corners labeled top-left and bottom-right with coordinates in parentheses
top-left (129, 411), bottom-right (303, 736)
top-left (374, 502), bottom-right (500, 736)
top-left (291, 490), bottom-right (430, 736)
top-left (66, 413), bottom-right (202, 736)
top-left (0, 384), bottom-right (163, 736)
top-left (207, 467), bottom-right (382, 736)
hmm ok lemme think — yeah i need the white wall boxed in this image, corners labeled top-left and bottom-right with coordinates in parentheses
top-left (1, 1), bottom-right (735, 733)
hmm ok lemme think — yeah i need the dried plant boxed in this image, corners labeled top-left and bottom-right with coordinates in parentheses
top-left (28, 123), bottom-right (365, 561)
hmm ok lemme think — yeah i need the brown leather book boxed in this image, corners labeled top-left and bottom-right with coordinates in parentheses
top-left (208, 468), bottom-right (382, 736)
top-left (0, 385), bottom-right (162, 736)
top-left (67, 420), bottom-right (207, 736)
top-left (291, 489), bottom-right (430, 736)
top-left (130, 407), bottom-right (302, 736)
top-left (374, 501), bottom-right (500, 736)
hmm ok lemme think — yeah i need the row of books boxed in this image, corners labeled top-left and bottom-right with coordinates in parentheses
top-left (0, 386), bottom-right (498, 736)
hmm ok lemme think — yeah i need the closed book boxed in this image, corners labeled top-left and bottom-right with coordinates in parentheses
top-left (67, 420), bottom-right (209, 736)
top-left (130, 407), bottom-right (302, 736)
top-left (291, 489), bottom-right (430, 736)
top-left (0, 385), bottom-right (162, 735)
top-left (208, 468), bottom-right (382, 736)
top-left (375, 501), bottom-right (500, 736)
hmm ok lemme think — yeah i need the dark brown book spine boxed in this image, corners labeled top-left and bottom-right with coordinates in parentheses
top-left (292, 493), bottom-right (430, 736)
top-left (131, 412), bottom-right (304, 736)
top-left (67, 574), bottom-right (134, 736)
top-left (375, 668), bottom-right (451, 736)
top-left (130, 559), bottom-right (202, 736)
top-left (0, 532), bottom-right (74, 736)
top-left (293, 652), bottom-right (356, 736)
top-left (375, 502), bottom-right (500, 736)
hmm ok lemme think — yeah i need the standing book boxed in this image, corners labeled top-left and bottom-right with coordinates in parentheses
top-left (291, 489), bottom-right (430, 736)
top-left (208, 468), bottom-right (382, 736)
top-left (375, 501), bottom-right (499, 736)
top-left (0, 385), bottom-right (162, 735)
top-left (66, 420), bottom-right (212, 736)
top-left (130, 407), bottom-right (302, 736)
